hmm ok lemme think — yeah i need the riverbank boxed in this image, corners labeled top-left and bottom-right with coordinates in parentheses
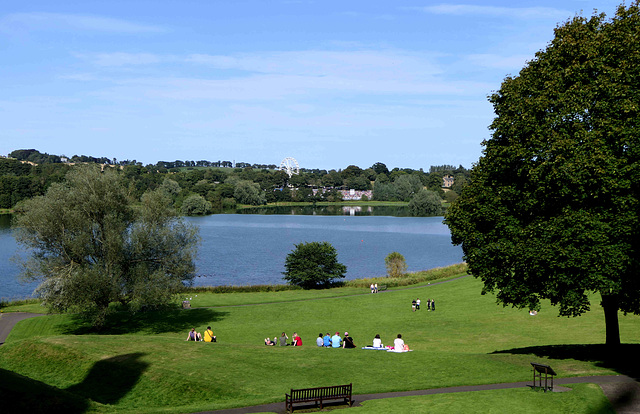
top-left (1, 263), bottom-right (467, 311)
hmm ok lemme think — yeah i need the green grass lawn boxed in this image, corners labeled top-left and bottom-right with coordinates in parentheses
top-left (0, 274), bottom-right (638, 413)
top-left (349, 384), bottom-right (614, 414)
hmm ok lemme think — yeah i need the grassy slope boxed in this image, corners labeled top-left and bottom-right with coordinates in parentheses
top-left (0, 275), bottom-right (638, 413)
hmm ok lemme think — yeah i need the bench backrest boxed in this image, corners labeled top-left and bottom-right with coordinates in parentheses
top-left (290, 384), bottom-right (351, 399)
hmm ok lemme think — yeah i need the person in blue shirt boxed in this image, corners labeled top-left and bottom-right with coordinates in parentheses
top-left (331, 332), bottom-right (342, 348)
top-left (323, 332), bottom-right (331, 347)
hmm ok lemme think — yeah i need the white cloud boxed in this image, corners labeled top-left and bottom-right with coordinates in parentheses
top-left (1, 12), bottom-right (164, 34)
top-left (414, 4), bottom-right (573, 20)
top-left (75, 52), bottom-right (165, 67)
top-left (186, 50), bottom-right (444, 79)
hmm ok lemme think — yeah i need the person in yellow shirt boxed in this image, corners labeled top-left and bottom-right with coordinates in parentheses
top-left (203, 326), bottom-right (217, 342)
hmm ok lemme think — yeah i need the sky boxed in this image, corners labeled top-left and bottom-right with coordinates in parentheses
top-left (0, 0), bottom-right (623, 171)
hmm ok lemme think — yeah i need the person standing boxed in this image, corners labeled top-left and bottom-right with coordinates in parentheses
top-left (374, 283), bottom-right (378, 293)
top-left (431, 299), bottom-right (436, 311)
top-left (331, 331), bottom-right (342, 348)
top-left (416, 298), bottom-right (421, 310)
top-left (370, 283), bottom-right (375, 293)
top-left (411, 299), bottom-right (417, 312)
top-left (427, 299), bottom-right (431, 311)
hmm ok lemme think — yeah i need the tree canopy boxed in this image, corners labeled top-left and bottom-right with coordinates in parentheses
top-left (409, 189), bottom-right (443, 217)
top-left (13, 166), bottom-right (200, 327)
top-left (385, 252), bottom-right (407, 278)
top-left (445, 2), bottom-right (640, 346)
top-left (282, 241), bottom-right (347, 289)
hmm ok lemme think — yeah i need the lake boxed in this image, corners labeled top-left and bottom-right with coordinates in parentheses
top-left (0, 210), bottom-right (463, 300)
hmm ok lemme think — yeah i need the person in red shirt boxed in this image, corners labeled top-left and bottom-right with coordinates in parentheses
top-left (292, 332), bottom-right (302, 346)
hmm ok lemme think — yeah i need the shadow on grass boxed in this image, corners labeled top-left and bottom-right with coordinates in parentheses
top-left (62, 307), bottom-right (229, 335)
top-left (494, 344), bottom-right (640, 414)
top-left (491, 343), bottom-right (640, 379)
top-left (0, 367), bottom-right (90, 413)
top-left (65, 352), bottom-right (148, 405)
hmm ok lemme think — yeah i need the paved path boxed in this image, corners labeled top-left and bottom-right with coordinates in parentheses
top-left (200, 375), bottom-right (640, 414)
top-left (0, 312), bottom-right (44, 345)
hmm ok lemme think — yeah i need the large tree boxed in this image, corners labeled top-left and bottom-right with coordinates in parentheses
top-left (283, 241), bottom-right (347, 289)
top-left (13, 166), bottom-right (200, 327)
top-left (445, 3), bottom-right (640, 347)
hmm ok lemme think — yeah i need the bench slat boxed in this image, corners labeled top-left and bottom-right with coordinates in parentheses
top-left (286, 384), bottom-right (352, 413)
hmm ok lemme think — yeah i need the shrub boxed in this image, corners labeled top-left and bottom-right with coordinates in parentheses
top-left (385, 252), bottom-right (408, 278)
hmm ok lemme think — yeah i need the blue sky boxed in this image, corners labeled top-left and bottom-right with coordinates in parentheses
top-left (0, 1), bottom-right (622, 170)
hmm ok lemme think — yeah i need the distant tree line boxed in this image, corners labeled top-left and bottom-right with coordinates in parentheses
top-left (1, 149), bottom-right (471, 215)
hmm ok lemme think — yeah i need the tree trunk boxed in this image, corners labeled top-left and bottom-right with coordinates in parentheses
top-left (601, 293), bottom-right (621, 347)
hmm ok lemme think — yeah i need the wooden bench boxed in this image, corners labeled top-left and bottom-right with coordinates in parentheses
top-left (285, 383), bottom-right (352, 413)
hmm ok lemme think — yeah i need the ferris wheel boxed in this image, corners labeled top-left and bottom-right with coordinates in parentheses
top-left (280, 157), bottom-right (300, 178)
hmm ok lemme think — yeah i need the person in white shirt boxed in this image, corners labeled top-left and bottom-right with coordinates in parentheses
top-left (372, 334), bottom-right (383, 348)
top-left (394, 334), bottom-right (405, 351)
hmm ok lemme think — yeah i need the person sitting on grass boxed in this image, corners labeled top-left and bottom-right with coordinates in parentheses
top-left (323, 332), bottom-right (331, 347)
top-left (372, 334), bottom-right (383, 348)
top-left (342, 332), bottom-right (355, 349)
top-left (393, 334), bottom-right (409, 351)
top-left (203, 326), bottom-right (217, 343)
top-left (331, 332), bottom-right (342, 348)
top-left (279, 332), bottom-right (289, 346)
top-left (264, 337), bottom-right (276, 346)
top-left (186, 328), bottom-right (202, 341)
top-left (316, 333), bottom-right (324, 347)
top-left (393, 334), bottom-right (404, 350)
top-left (292, 332), bottom-right (302, 346)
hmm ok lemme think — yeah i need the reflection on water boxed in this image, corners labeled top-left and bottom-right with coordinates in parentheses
top-left (237, 204), bottom-right (411, 216)
top-left (0, 214), bottom-right (11, 230)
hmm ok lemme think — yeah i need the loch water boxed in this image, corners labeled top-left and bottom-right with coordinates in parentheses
top-left (0, 208), bottom-right (463, 300)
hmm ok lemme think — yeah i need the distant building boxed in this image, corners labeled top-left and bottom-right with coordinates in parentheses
top-left (442, 175), bottom-right (454, 188)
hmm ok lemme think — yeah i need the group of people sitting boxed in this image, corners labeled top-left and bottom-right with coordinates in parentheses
top-left (372, 333), bottom-right (409, 351)
top-left (188, 327), bottom-right (406, 350)
top-left (316, 332), bottom-right (356, 348)
top-left (264, 332), bottom-right (302, 346)
top-left (185, 326), bottom-right (217, 342)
